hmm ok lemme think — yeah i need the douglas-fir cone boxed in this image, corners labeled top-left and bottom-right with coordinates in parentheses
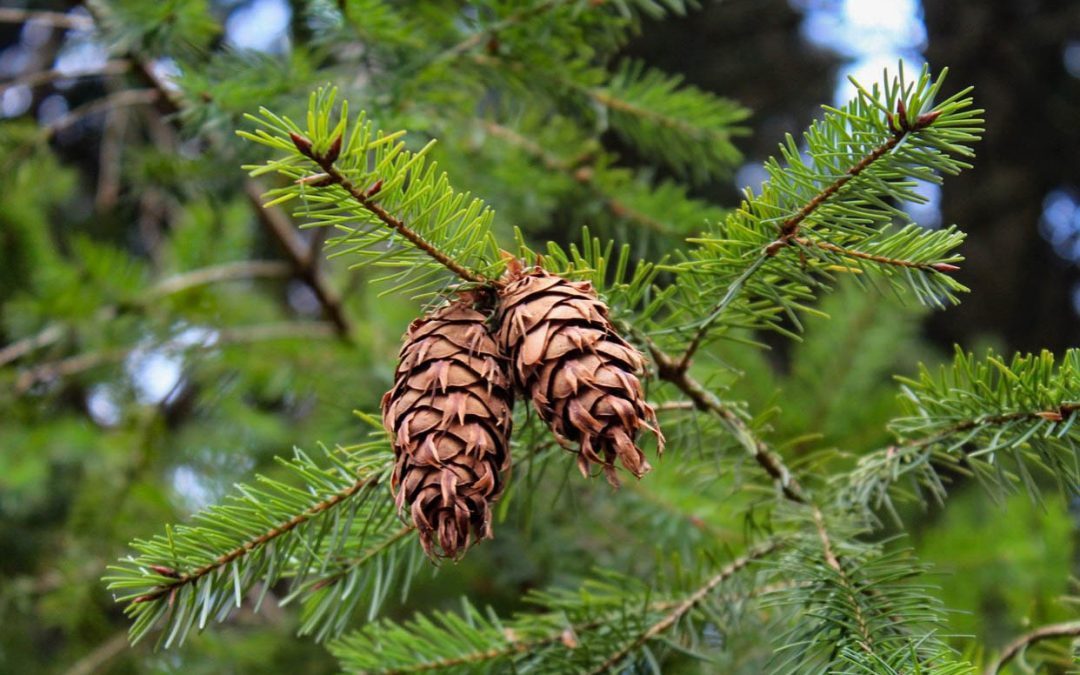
top-left (495, 266), bottom-right (663, 486)
top-left (381, 298), bottom-right (513, 560)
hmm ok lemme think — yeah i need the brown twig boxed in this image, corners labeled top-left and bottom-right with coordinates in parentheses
top-left (47, 89), bottom-right (160, 135)
top-left (587, 540), bottom-right (782, 675)
top-left (0, 324), bottom-right (65, 368)
top-left (12, 321), bottom-right (337, 394)
top-left (791, 237), bottom-right (960, 272)
top-left (0, 60), bottom-right (130, 97)
top-left (0, 8), bottom-right (94, 30)
top-left (62, 631), bottom-right (131, 675)
top-left (984, 620), bottom-right (1080, 675)
top-left (243, 182), bottom-right (356, 336)
top-left (130, 475), bottom-right (378, 605)
top-left (145, 260), bottom-right (292, 298)
top-left (642, 332), bottom-right (806, 504)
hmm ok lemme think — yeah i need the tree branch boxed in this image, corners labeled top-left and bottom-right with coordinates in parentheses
top-left (676, 110), bottom-right (941, 371)
top-left (0, 60), bottom-right (129, 97)
top-left (373, 546), bottom-right (787, 675)
top-left (311, 154), bottom-right (496, 287)
top-left (642, 333), bottom-right (807, 504)
top-left (812, 506), bottom-right (874, 656)
top-left (131, 475), bottom-right (378, 605)
top-left (0, 8), bottom-right (94, 30)
top-left (587, 540), bottom-right (782, 675)
top-left (242, 182), bottom-right (356, 335)
top-left (984, 620), bottom-right (1080, 675)
top-left (145, 260), bottom-right (292, 298)
top-left (792, 236), bottom-right (960, 272)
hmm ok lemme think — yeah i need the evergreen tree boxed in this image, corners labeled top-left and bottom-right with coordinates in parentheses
top-left (1, 2), bottom-right (1076, 673)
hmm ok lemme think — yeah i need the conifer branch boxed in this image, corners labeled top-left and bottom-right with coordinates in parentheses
top-left (677, 108), bottom-right (936, 371)
top-left (644, 333), bottom-right (807, 503)
top-left (307, 147), bottom-right (496, 287)
top-left (985, 620), bottom-right (1080, 675)
top-left (126, 475), bottom-right (376, 606)
top-left (844, 349), bottom-right (1080, 512)
top-left (792, 237), bottom-right (961, 272)
top-left (332, 541), bottom-right (785, 673)
top-left (812, 507), bottom-right (874, 656)
top-left (588, 540), bottom-right (781, 674)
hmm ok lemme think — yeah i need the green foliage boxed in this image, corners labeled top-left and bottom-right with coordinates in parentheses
top-left (2, 1), bottom-right (1075, 673)
top-left (663, 65), bottom-right (981, 352)
top-left (331, 542), bottom-right (778, 674)
top-left (104, 440), bottom-right (415, 647)
top-left (599, 59), bottom-right (749, 183)
top-left (764, 509), bottom-right (962, 674)
top-left (843, 348), bottom-right (1080, 519)
top-left (915, 490), bottom-right (1074, 648)
top-left (241, 88), bottom-right (505, 296)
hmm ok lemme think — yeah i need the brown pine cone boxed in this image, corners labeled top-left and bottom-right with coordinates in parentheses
top-left (495, 266), bottom-right (663, 486)
top-left (381, 297), bottom-right (513, 560)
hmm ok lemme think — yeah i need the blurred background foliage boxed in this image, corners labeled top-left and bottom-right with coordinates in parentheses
top-left (0, 0), bottom-right (1077, 673)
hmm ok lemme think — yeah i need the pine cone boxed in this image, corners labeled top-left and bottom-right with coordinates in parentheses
top-left (495, 267), bottom-right (663, 486)
top-left (382, 298), bottom-right (513, 560)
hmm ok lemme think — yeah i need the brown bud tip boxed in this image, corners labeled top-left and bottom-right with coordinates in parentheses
top-left (324, 134), bottom-right (342, 163)
top-left (289, 132), bottom-right (314, 157)
top-left (764, 239), bottom-right (787, 257)
top-left (915, 110), bottom-right (942, 128)
top-left (149, 564), bottom-right (180, 578)
top-left (896, 98), bottom-right (907, 120)
top-left (363, 179), bottom-right (383, 199)
top-left (296, 172), bottom-right (333, 187)
top-left (131, 594), bottom-right (156, 604)
top-left (1036, 411), bottom-right (1064, 422)
top-left (930, 262), bottom-right (961, 273)
top-left (560, 628), bottom-right (579, 649)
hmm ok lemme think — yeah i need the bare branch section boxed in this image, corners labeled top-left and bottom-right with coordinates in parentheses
top-left (640, 331), bottom-right (806, 504)
top-left (985, 620), bottom-right (1080, 675)
top-left (0, 8), bottom-right (94, 30)
top-left (242, 182), bottom-right (355, 335)
top-left (119, 29), bottom-right (356, 339)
